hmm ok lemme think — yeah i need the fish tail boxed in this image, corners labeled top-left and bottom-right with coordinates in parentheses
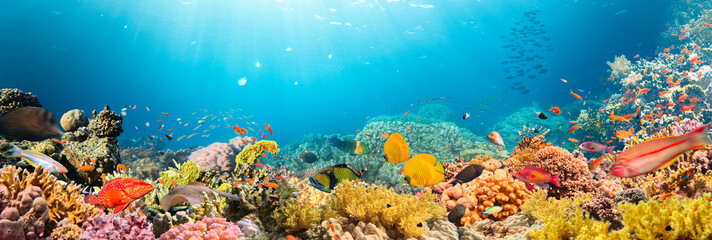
top-left (9, 145), bottom-right (22, 158)
top-left (688, 122), bottom-right (712, 146)
top-left (551, 173), bottom-right (561, 187)
top-left (605, 146), bottom-right (616, 154)
top-left (448, 179), bottom-right (459, 186)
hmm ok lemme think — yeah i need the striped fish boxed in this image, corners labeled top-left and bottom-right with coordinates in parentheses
top-left (611, 123), bottom-right (712, 178)
top-left (9, 145), bottom-right (67, 174)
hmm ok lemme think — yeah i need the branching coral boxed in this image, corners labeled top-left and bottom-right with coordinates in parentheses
top-left (235, 140), bottom-right (280, 166)
top-left (158, 160), bottom-right (201, 187)
top-left (611, 193), bottom-right (712, 239)
top-left (273, 198), bottom-right (337, 233)
top-left (331, 180), bottom-right (444, 238)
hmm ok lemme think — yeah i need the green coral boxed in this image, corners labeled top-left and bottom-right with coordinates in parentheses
top-left (159, 160), bottom-right (201, 187)
top-left (235, 140), bottom-right (280, 166)
top-left (331, 180), bottom-right (444, 238)
top-left (611, 194), bottom-right (712, 239)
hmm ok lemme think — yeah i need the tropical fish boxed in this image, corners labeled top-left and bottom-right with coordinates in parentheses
top-left (680, 105), bottom-right (695, 111)
top-left (462, 113), bottom-right (470, 120)
top-left (533, 111), bottom-right (547, 119)
top-left (328, 137), bottom-right (371, 155)
top-left (0, 107), bottom-right (64, 141)
top-left (78, 165), bottom-right (95, 171)
top-left (308, 164), bottom-right (362, 193)
top-left (513, 165), bottom-right (560, 190)
top-left (609, 114), bottom-right (630, 123)
top-left (487, 131), bottom-right (505, 151)
top-left (579, 142), bottom-right (615, 154)
top-left (448, 164), bottom-right (484, 186)
top-left (263, 182), bottom-right (278, 188)
top-left (264, 123), bottom-right (273, 136)
top-left (549, 106), bottom-right (561, 115)
top-left (568, 138), bottom-right (579, 142)
top-left (402, 154), bottom-right (445, 186)
top-left (416, 97), bottom-right (450, 105)
top-left (383, 133), bottom-right (409, 164)
top-left (662, 69), bottom-right (671, 74)
top-left (615, 128), bottom-right (634, 139)
top-left (299, 151), bottom-right (318, 163)
top-left (568, 125), bottom-right (581, 133)
top-left (678, 94), bottom-right (688, 102)
top-left (482, 206), bottom-right (503, 215)
top-left (85, 178), bottom-right (154, 214)
top-left (8, 145), bottom-right (67, 174)
top-left (160, 182), bottom-right (241, 211)
top-left (447, 204), bottom-right (467, 224)
top-left (589, 155), bottom-right (609, 170)
top-left (610, 123), bottom-right (712, 178)
top-left (570, 90), bottom-right (583, 100)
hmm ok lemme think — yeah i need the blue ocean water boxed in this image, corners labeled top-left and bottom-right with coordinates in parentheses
top-left (0, 0), bottom-right (672, 148)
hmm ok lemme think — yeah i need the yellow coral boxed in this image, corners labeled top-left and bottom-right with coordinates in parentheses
top-left (529, 204), bottom-right (611, 240)
top-left (0, 166), bottom-right (102, 225)
top-left (521, 191), bottom-right (592, 221)
top-left (331, 180), bottom-right (444, 238)
top-left (611, 193), bottom-right (712, 239)
top-left (159, 160), bottom-right (201, 187)
top-left (273, 199), bottom-right (338, 233)
top-left (235, 140), bottom-right (280, 166)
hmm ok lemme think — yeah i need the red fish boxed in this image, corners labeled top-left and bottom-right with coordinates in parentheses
top-left (161, 112), bottom-right (170, 116)
top-left (589, 155), bottom-right (609, 171)
top-left (265, 123), bottom-right (273, 136)
top-left (513, 165), bottom-right (560, 190)
top-left (610, 123), bottom-right (712, 178)
top-left (84, 178), bottom-right (154, 214)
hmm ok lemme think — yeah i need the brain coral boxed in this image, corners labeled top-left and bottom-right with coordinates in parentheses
top-left (188, 142), bottom-right (238, 172)
top-left (60, 109), bottom-right (89, 132)
top-left (440, 174), bottom-right (532, 226)
top-left (0, 88), bottom-right (42, 116)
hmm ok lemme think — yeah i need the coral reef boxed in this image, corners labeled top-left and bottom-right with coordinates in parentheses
top-left (87, 105), bottom-right (123, 138)
top-left (158, 160), bottom-right (201, 187)
top-left (607, 55), bottom-right (632, 79)
top-left (157, 217), bottom-right (245, 240)
top-left (235, 140), bottom-right (279, 166)
top-left (60, 109), bottom-right (89, 132)
top-left (612, 188), bottom-right (648, 204)
top-left (189, 142), bottom-right (239, 172)
top-left (612, 193), bottom-right (712, 239)
top-left (0, 88), bottom-right (42, 116)
top-left (50, 219), bottom-right (83, 240)
top-left (79, 213), bottom-right (155, 240)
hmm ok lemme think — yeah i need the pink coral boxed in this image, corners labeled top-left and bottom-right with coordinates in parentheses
top-left (79, 213), bottom-right (154, 240)
top-left (158, 218), bottom-right (245, 240)
top-left (0, 207), bottom-right (25, 240)
top-left (189, 142), bottom-right (238, 172)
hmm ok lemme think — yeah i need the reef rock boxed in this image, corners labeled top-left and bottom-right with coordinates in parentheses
top-left (0, 88), bottom-right (41, 117)
top-left (87, 105), bottom-right (123, 138)
top-left (188, 142), bottom-right (238, 172)
top-left (60, 109), bottom-right (89, 132)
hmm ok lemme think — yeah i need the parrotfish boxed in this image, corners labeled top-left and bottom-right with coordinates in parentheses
top-left (513, 165), bottom-right (560, 190)
top-left (579, 142), bottom-right (616, 154)
top-left (9, 144), bottom-right (67, 174)
top-left (160, 182), bottom-right (242, 211)
top-left (0, 107), bottom-right (63, 141)
top-left (85, 178), bottom-right (154, 214)
top-left (328, 137), bottom-right (371, 155)
top-left (610, 123), bottom-right (712, 178)
top-left (309, 164), bottom-right (362, 193)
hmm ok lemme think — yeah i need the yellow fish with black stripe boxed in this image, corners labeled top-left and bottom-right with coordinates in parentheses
top-left (308, 163), bottom-right (362, 192)
top-left (402, 154), bottom-right (444, 186)
top-left (383, 133), bottom-right (409, 164)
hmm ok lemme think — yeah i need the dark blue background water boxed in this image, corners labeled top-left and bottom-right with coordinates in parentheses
top-left (0, 0), bottom-right (672, 148)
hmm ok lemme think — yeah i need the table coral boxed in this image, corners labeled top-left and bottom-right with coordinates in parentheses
top-left (79, 213), bottom-right (155, 240)
top-left (235, 140), bottom-right (279, 166)
top-left (158, 217), bottom-right (245, 240)
top-left (331, 180), bottom-right (444, 238)
top-left (189, 142), bottom-right (238, 172)
top-left (0, 88), bottom-right (42, 116)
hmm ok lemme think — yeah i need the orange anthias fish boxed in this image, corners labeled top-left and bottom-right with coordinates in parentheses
top-left (638, 88), bottom-right (650, 94)
top-left (549, 106), bottom-right (561, 115)
top-left (78, 165), bottom-right (95, 171)
top-left (615, 128), bottom-right (634, 139)
top-left (232, 124), bottom-right (247, 136)
top-left (678, 94), bottom-right (688, 102)
top-left (570, 90), bottom-right (583, 100)
top-left (568, 138), bottom-right (579, 142)
top-left (610, 123), bottom-right (712, 178)
top-left (662, 69), bottom-right (672, 74)
top-left (264, 123), bottom-right (273, 136)
top-left (589, 155), bottom-right (610, 171)
top-left (513, 165), bottom-right (560, 191)
top-left (568, 125), bottom-right (581, 133)
top-left (609, 114), bottom-right (630, 123)
top-left (680, 105), bottom-right (695, 111)
top-left (84, 178), bottom-right (154, 214)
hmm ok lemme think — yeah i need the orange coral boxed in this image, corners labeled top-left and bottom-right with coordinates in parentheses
top-left (440, 174), bottom-right (532, 226)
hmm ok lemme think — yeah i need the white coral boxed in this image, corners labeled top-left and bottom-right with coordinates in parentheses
top-left (607, 55), bottom-right (631, 79)
top-left (621, 72), bottom-right (642, 87)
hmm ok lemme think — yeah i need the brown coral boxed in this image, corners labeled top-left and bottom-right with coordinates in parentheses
top-left (10, 186), bottom-right (50, 236)
top-left (0, 88), bottom-right (41, 116)
top-left (0, 166), bottom-right (102, 226)
top-left (441, 174), bottom-right (532, 226)
top-left (88, 105), bottom-right (123, 138)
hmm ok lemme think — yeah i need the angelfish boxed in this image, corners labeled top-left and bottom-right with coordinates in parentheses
top-left (610, 123), bottom-right (712, 178)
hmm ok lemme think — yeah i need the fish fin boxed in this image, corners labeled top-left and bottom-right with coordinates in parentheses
top-left (688, 122), bottom-right (712, 145)
top-left (113, 203), bottom-right (130, 214)
top-left (524, 182), bottom-right (535, 191)
top-left (586, 151), bottom-right (595, 154)
top-left (448, 179), bottom-right (459, 186)
top-left (524, 165), bottom-right (550, 174)
top-left (8, 145), bottom-right (23, 158)
top-left (539, 183), bottom-right (550, 189)
top-left (658, 154), bottom-right (682, 170)
top-left (606, 146), bottom-right (616, 154)
top-left (551, 173), bottom-right (561, 187)
top-left (83, 194), bottom-right (95, 204)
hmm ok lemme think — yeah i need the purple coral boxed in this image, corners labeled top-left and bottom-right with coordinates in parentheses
top-left (668, 118), bottom-right (703, 135)
top-left (189, 142), bottom-right (238, 172)
top-left (158, 218), bottom-right (245, 240)
top-left (79, 213), bottom-right (155, 240)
